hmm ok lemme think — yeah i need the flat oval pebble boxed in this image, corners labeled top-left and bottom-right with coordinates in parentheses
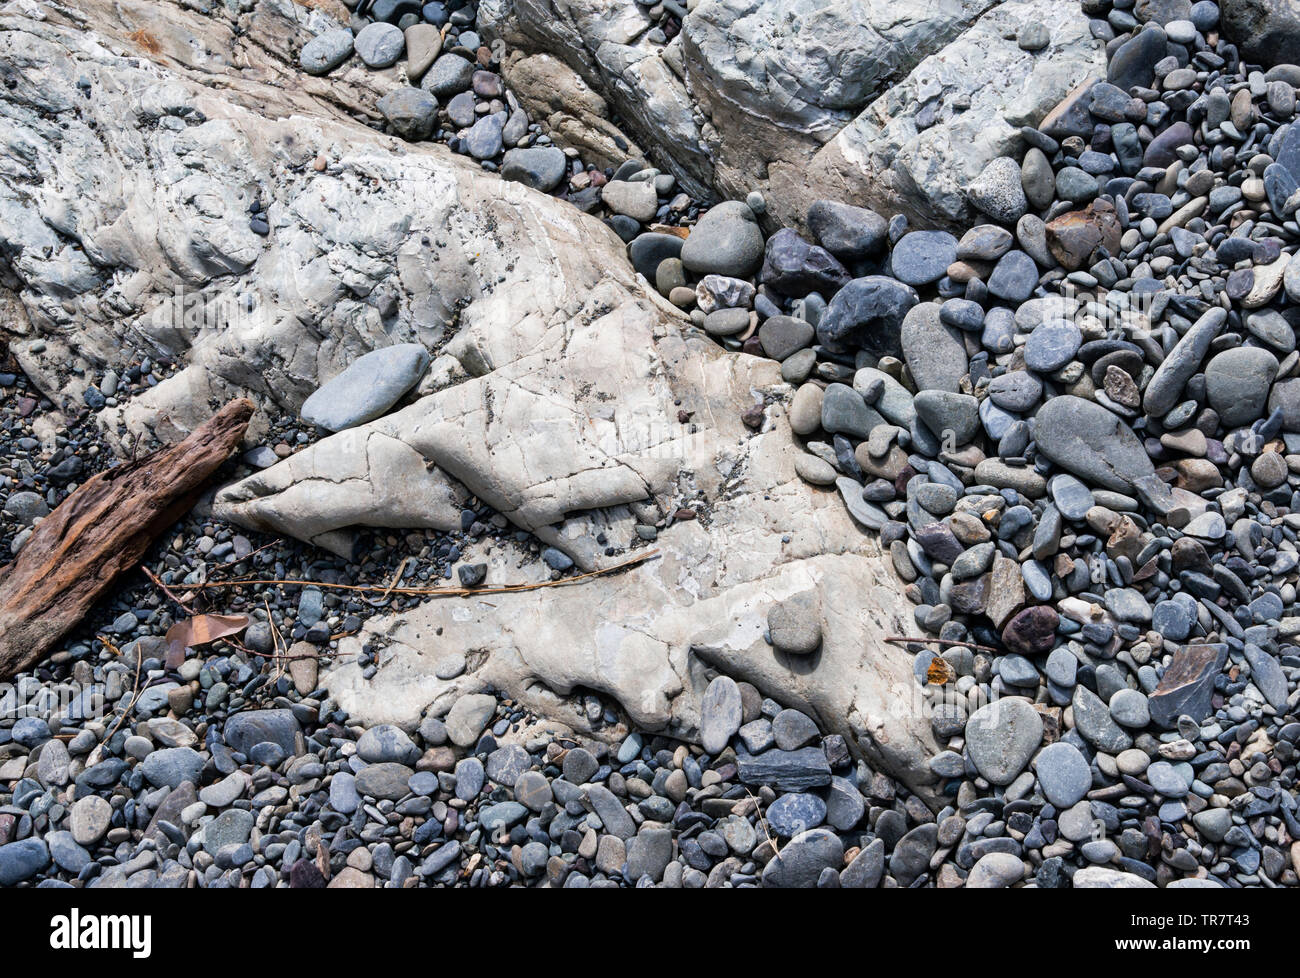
top-left (890, 230), bottom-right (958, 286)
top-left (1023, 319), bottom-right (1081, 372)
top-left (301, 344), bottom-right (431, 432)
top-left (354, 22), bottom-right (405, 68)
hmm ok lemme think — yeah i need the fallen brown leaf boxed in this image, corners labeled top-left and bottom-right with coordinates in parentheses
top-left (166, 613), bottom-right (249, 649)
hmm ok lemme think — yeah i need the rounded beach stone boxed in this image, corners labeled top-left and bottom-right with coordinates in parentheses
top-left (700, 676), bottom-right (742, 754)
top-left (300, 29), bottom-right (354, 75)
top-left (767, 592), bottom-right (822, 654)
top-left (1035, 741), bottom-right (1091, 807)
top-left (964, 697), bottom-right (1043, 785)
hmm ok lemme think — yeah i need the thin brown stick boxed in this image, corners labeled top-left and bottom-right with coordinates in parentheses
top-left (141, 565), bottom-right (198, 617)
top-left (369, 556), bottom-right (410, 607)
top-left (98, 635), bottom-right (142, 749)
top-left (263, 595), bottom-right (286, 682)
top-left (884, 635), bottom-right (1002, 654)
top-left (238, 643), bottom-right (337, 662)
top-left (383, 557), bottom-right (409, 599)
top-left (262, 597), bottom-right (278, 653)
top-left (743, 785), bottom-right (778, 854)
top-left (197, 548), bottom-right (661, 599)
top-left (211, 540), bottom-right (278, 571)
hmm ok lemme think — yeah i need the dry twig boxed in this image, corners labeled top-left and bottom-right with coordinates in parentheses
top-left (98, 635), bottom-right (143, 749)
top-left (884, 635), bottom-right (1002, 655)
top-left (197, 548), bottom-right (661, 600)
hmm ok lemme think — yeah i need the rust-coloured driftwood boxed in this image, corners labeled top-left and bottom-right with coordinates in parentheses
top-left (0, 398), bottom-right (254, 682)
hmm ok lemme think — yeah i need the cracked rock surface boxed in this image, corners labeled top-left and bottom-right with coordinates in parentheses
top-left (0, 0), bottom-right (940, 803)
top-left (480, 0), bottom-right (1104, 230)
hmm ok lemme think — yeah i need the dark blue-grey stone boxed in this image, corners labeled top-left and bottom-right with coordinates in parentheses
top-left (680, 200), bottom-right (765, 278)
top-left (583, 784), bottom-right (636, 839)
top-left (888, 823), bottom-right (937, 886)
top-left (377, 87), bottom-right (438, 141)
top-left (12, 717), bottom-right (50, 748)
top-left (223, 709), bottom-right (301, 755)
top-left (890, 231), bottom-right (958, 286)
top-left (901, 303), bottom-right (968, 393)
top-left (1055, 166), bottom-right (1099, 203)
top-left (761, 828), bottom-right (844, 887)
top-left (1046, 647), bottom-right (1078, 686)
top-left (840, 837), bottom-right (884, 887)
top-left (1143, 306), bottom-right (1226, 417)
top-left (357, 724), bottom-right (421, 765)
top-left (465, 113), bottom-right (505, 160)
top-left (45, 832), bottom-right (90, 874)
top-left (737, 747), bottom-right (832, 791)
top-left (825, 776), bottom-right (865, 831)
top-left (987, 250), bottom-right (1038, 302)
top-left (821, 383), bottom-right (882, 438)
top-left (807, 200), bottom-right (888, 260)
top-left (454, 757), bottom-right (485, 799)
top-left (0, 839), bottom-right (49, 885)
top-left (1144, 121), bottom-right (1194, 168)
top-left (203, 809), bottom-right (255, 856)
top-left (759, 316), bottom-right (815, 361)
top-left (1205, 346), bottom-right (1278, 428)
top-left (330, 771), bottom-right (360, 813)
top-left (1108, 27), bottom-right (1167, 90)
top-left (999, 654), bottom-right (1039, 686)
top-left (1072, 685), bottom-right (1133, 752)
top-left (501, 147), bottom-right (568, 192)
top-left (1146, 761), bottom-right (1189, 797)
top-left (913, 390), bottom-right (979, 444)
top-left (817, 276), bottom-right (918, 357)
top-left (419, 841), bottom-right (462, 877)
top-left (766, 792), bottom-right (827, 837)
top-left (355, 762), bottom-right (416, 800)
top-left (625, 829), bottom-right (673, 882)
top-left (485, 744), bottom-right (531, 786)
top-left (141, 747), bottom-right (204, 789)
top-left (478, 801), bottom-right (528, 831)
top-left (759, 228), bottom-right (850, 297)
top-left (987, 371), bottom-right (1042, 413)
top-left (420, 54), bottom-right (475, 97)
top-left (1244, 644), bottom-right (1289, 709)
top-left (1048, 474), bottom-right (1094, 520)
top-left (628, 233), bottom-right (683, 282)
top-left (940, 298), bottom-right (985, 331)
top-left (354, 22), bottom-right (405, 68)
top-left (1024, 319), bottom-right (1082, 372)
top-left (1152, 594), bottom-right (1197, 642)
top-left (700, 675), bottom-right (742, 754)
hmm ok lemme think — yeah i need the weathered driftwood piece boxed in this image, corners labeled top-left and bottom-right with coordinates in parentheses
top-left (0, 398), bottom-right (254, 681)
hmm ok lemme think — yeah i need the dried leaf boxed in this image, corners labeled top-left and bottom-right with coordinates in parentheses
top-left (166, 613), bottom-right (249, 649)
top-left (648, 223), bottom-right (689, 238)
